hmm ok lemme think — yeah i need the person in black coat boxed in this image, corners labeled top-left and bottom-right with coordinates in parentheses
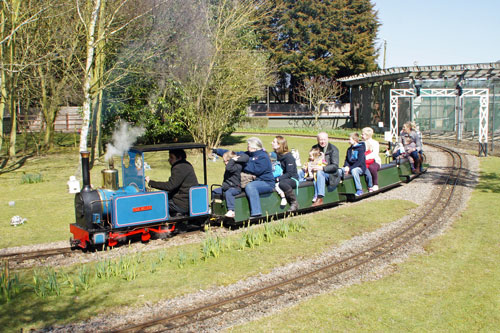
top-left (145, 149), bottom-right (198, 216)
top-left (212, 151), bottom-right (244, 218)
top-left (271, 135), bottom-right (299, 211)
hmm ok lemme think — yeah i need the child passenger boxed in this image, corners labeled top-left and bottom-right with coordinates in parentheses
top-left (403, 136), bottom-right (417, 167)
top-left (362, 127), bottom-right (381, 192)
top-left (302, 148), bottom-right (326, 181)
top-left (212, 151), bottom-right (243, 218)
top-left (338, 132), bottom-right (366, 196)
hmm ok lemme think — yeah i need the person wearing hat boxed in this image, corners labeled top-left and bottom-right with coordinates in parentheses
top-left (145, 149), bottom-right (198, 216)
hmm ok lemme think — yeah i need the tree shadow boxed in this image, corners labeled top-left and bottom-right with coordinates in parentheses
top-left (220, 135), bottom-right (247, 146)
top-left (475, 171), bottom-right (500, 193)
top-left (0, 155), bottom-right (33, 175)
top-left (0, 287), bottom-right (109, 332)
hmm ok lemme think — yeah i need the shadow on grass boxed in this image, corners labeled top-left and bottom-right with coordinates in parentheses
top-left (476, 171), bottom-right (500, 193)
top-left (0, 289), bottom-right (108, 331)
top-left (221, 135), bottom-right (247, 146)
top-left (0, 154), bottom-right (33, 175)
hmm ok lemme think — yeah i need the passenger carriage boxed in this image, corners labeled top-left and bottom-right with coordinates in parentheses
top-left (211, 157), bottom-right (425, 225)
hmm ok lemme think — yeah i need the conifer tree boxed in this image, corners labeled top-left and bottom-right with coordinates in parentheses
top-left (256, 0), bottom-right (379, 102)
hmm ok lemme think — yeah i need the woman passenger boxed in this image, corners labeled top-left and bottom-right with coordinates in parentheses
top-left (271, 135), bottom-right (299, 211)
top-left (239, 137), bottom-right (275, 217)
top-left (212, 137), bottom-right (274, 217)
top-left (361, 127), bottom-right (381, 191)
top-left (393, 122), bottom-right (421, 173)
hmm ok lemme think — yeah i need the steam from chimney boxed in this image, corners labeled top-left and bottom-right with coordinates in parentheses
top-left (105, 121), bottom-right (145, 162)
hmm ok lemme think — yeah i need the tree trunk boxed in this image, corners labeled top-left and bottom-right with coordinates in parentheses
top-left (79, 0), bottom-right (102, 153)
top-left (0, 69), bottom-right (5, 155)
top-left (0, 9), bottom-right (5, 154)
top-left (7, 8), bottom-right (17, 158)
top-left (90, 1), bottom-right (106, 166)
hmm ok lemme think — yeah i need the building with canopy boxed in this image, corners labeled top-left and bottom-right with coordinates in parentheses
top-left (338, 62), bottom-right (500, 155)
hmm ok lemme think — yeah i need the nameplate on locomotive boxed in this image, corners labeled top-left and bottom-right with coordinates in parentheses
top-left (132, 205), bottom-right (152, 212)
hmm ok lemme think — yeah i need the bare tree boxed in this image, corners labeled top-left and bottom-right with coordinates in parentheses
top-left (296, 76), bottom-right (345, 127)
top-left (76, 0), bottom-right (164, 155)
top-left (0, 0), bottom-right (58, 157)
top-left (27, 2), bottom-right (85, 150)
top-left (172, 0), bottom-right (275, 148)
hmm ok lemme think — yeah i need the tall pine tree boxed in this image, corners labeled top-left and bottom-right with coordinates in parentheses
top-left (256, 0), bottom-right (379, 102)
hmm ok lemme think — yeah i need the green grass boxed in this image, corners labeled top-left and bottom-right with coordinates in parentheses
top-left (0, 199), bottom-right (416, 332)
top-left (231, 156), bottom-right (500, 332)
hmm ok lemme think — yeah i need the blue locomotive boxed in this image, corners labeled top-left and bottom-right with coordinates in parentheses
top-left (70, 143), bottom-right (210, 250)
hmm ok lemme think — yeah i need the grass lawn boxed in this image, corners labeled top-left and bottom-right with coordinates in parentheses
top-left (0, 130), bottom-right (438, 332)
top-left (231, 155), bottom-right (500, 332)
top-left (0, 198), bottom-right (416, 331)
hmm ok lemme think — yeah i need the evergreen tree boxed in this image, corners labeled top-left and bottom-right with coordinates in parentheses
top-left (256, 0), bottom-right (379, 102)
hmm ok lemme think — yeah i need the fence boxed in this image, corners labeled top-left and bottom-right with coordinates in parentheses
top-left (3, 107), bottom-right (83, 134)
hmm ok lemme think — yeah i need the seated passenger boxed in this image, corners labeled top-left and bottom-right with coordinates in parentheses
top-left (403, 136), bottom-right (418, 166)
top-left (302, 148), bottom-right (326, 181)
top-left (411, 121), bottom-right (424, 172)
top-left (146, 149), bottom-right (198, 216)
top-left (212, 151), bottom-right (243, 218)
top-left (214, 137), bottom-right (274, 217)
top-left (269, 151), bottom-right (286, 205)
top-left (298, 132), bottom-right (341, 207)
top-left (338, 132), bottom-right (366, 197)
top-left (271, 135), bottom-right (299, 212)
top-left (393, 122), bottom-right (421, 173)
top-left (362, 127), bottom-right (381, 192)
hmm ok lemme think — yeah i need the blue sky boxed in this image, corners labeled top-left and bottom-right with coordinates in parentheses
top-left (372, 0), bottom-right (500, 68)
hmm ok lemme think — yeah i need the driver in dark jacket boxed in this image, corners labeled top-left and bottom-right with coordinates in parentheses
top-left (146, 149), bottom-right (198, 216)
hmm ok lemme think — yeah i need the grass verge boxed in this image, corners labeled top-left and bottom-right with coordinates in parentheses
top-left (0, 199), bottom-right (416, 332)
top-left (231, 156), bottom-right (500, 332)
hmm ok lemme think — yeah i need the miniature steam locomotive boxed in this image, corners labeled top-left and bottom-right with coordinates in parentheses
top-left (70, 143), bottom-right (210, 249)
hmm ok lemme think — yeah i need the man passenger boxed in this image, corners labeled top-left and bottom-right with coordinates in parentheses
top-left (298, 132), bottom-right (341, 206)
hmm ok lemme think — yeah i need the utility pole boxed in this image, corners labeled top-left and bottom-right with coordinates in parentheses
top-left (383, 40), bottom-right (387, 69)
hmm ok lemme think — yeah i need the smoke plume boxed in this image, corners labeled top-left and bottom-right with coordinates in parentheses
top-left (105, 121), bottom-right (145, 162)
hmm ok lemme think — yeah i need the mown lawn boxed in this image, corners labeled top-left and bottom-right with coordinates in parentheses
top-left (0, 198), bottom-right (416, 331)
top-left (231, 155), bottom-right (500, 332)
top-left (0, 131), bottom-right (410, 332)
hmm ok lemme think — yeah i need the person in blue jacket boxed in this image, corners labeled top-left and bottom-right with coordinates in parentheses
top-left (339, 132), bottom-right (366, 196)
top-left (214, 137), bottom-right (274, 217)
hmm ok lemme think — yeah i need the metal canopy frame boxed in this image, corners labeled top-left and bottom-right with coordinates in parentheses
top-left (390, 88), bottom-right (489, 156)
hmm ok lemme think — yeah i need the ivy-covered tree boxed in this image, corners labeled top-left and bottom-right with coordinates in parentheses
top-left (256, 0), bottom-right (379, 102)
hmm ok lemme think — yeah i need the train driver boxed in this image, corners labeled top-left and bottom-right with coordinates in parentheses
top-left (145, 149), bottom-right (198, 216)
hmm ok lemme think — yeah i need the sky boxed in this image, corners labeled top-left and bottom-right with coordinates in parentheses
top-left (372, 0), bottom-right (500, 69)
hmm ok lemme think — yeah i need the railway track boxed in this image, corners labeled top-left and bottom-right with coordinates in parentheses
top-left (0, 228), bottom-right (206, 269)
top-left (111, 143), bottom-right (464, 332)
top-left (0, 246), bottom-right (75, 265)
top-left (0, 133), bottom-right (383, 269)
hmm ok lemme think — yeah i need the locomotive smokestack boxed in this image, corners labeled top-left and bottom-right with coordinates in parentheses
top-left (80, 151), bottom-right (91, 192)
